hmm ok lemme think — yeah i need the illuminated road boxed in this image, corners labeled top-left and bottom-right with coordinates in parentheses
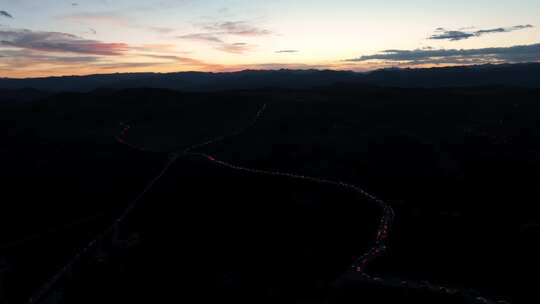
top-left (29, 102), bottom-right (509, 304)
top-left (176, 104), bottom-right (506, 304)
top-left (181, 103), bottom-right (392, 274)
top-left (185, 152), bottom-right (394, 274)
top-left (337, 272), bottom-right (509, 304)
top-left (118, 102), bottom-right (394, 283)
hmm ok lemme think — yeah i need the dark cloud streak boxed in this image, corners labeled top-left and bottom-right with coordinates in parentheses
top-left (429, 24), bottom-right (533, 41)
top-left (429, 30), bottom-right (474, 41)
top-left (0, 10), bottom-right (13, 18)
top-left (276, 50), bottom-right (299, 53)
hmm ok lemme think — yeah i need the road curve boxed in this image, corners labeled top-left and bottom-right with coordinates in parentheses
top-left (29, 102), bottom-right (509, 304)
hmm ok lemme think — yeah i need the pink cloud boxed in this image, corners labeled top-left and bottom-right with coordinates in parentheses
top-left (0, 29), bottom-right (129, 55)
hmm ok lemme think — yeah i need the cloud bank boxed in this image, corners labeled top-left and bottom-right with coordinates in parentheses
top-left (0, 29), bottom-right (128, 55)
top-left (345, 43), bottom-right (540, 65)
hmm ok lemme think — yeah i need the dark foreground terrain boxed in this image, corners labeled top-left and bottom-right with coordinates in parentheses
top-left (1, 84), bottom-right (540, 303)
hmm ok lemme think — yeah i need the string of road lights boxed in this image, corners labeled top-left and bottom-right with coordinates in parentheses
top-left (348, 272), bottom-right (510, 304)
top-left (180, 103), bottom-right (509, 304)
top-left (186, 150), bottom-right (394, 273)
top-left (29, 102), bottom-right (509, 304)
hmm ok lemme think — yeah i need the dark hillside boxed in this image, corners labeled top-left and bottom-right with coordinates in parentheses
top-left (1, 86), bottom-right (539, 303)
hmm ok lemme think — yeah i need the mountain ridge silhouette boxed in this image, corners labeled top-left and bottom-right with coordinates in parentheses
top-left (1, 63), bottom-right (539, 92)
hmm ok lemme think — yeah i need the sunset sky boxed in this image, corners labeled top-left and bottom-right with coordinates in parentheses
top-left (1, 0), bottom-right (539, 78)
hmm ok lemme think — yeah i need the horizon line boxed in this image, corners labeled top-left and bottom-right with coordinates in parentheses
top-left (2, 62), bottom-right (539, 80)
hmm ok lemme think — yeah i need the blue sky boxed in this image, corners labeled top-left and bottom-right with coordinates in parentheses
top-left (1, 0), bottom-right (539, 77)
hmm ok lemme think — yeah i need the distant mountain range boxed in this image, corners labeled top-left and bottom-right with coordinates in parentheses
top-left (1, 63), bottom-right (539, 92)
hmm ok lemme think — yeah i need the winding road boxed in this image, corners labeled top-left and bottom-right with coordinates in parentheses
top-left (29, 102), bottom-right (509, 304)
